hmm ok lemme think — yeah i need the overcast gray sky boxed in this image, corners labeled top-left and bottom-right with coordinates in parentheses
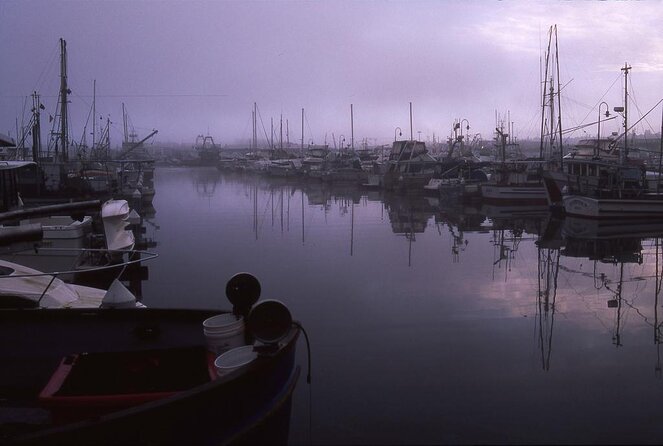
top-left (1, 0), bottom-right (662, 148)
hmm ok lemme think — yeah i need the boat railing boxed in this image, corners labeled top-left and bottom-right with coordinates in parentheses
top-left (0, 247), bottom-right (157, 307)
top-left (0, 247), bottom-right (157, 280)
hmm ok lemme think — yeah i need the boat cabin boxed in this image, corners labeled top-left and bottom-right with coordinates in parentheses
top-left (387, 140), bottom-right (437, 173)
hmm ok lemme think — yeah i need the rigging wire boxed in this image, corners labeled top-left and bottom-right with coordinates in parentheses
top-left (627, 76), bottom-right (657, 135)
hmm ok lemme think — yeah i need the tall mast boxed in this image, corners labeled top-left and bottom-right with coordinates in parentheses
top-left (622, 62), bottom-right (631, 162)
top-left (92, 79), bottom-right (96, 151)
top-left (122, 103), bottom-right (128, 145)
top-left (59, 38), bottom-right (69, 162)
top-left (350, 104), bottom-right (354, 150)
top-left (539, 26), bottom-right (553, 159)
top-left (554, 25), bottom-right (563, 165)
top-left (549, 79), bottom-right (555, 158)
top-left (253, 102), bottom-right (257, 150)
top-left (31, 91), bottom-right (42, 163)
top-left (409, 102), bottom-right (413, 140)
top-left (251, 110), bottom-right (255, 150)
top-left (301, 108), bottom-right (304, 155)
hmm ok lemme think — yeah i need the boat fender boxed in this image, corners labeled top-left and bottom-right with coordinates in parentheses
top-left (247, 299), bottom-right (292, 348)
top-left (225, 272), bottom-right (261, 318)
top-left (101, 279), bottom-right (138, 308)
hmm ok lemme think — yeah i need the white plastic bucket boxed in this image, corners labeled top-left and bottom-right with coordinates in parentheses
top-left (203, 314), bottom-right (245, 354)
top-left (214, 345), bottom-right (258, 377)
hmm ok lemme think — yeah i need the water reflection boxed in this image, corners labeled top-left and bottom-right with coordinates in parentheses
top-left (538, 215), bottom-right (663, 373)
top-left (148, 168), bottom-right (663, 443)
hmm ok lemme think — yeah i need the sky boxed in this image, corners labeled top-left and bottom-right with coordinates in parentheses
top-left (1, 0), bottom-right (663, 149)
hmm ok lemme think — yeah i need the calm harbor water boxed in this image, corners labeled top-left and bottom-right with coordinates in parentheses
top-left (143, 167), bottom-right (663, 444)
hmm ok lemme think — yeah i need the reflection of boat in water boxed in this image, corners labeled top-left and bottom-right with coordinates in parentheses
top-left (384, 193), bottom-right (436, 235)
top-left (532, 213), bottom-right (663, 369)
top-left (537, 213), bottom-right (663, 355)
top-left (0, 273), bottom-right (303, 445)
top-left (383, 193), bottom-right (438, 266)
top-left (192, 166), bottom-right (222, 198)
top-left (536, 235), bottom-right (560, 371)
top-left (562, 216), bottom-right (663, 241)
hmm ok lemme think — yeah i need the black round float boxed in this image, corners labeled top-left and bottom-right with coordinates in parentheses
top-left (225, 273), bottom-right (261, 314)
top-left (247, 299), bottom-right (293, 344)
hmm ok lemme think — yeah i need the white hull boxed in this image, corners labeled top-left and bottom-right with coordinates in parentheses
top-left (480, 184), bottom-right (547, 203)
top-left (563, 194), bottom-right (663, 218)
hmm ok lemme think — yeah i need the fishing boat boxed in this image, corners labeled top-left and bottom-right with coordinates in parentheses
top-left (423, 160), bottom-right (488, 202)
top-left (193, 135), bottom-right (221, 166)
top-left (482, 28), bottom-right (567, 206)
top-left (113, 160), bottom-right (157, 207)
top-left (266, 158), bottom-right (302, 178)
top-left (553, 64), bottom-right (663, 218)
top-left (480, 159), bottom-right (548, 204)
top-left (479, 117), bottom-right (548, 204)
top-left (318, 151), bottom-right (367, 185)
top-left (0, 273), bottom-right (304, 445)
top-left (379, 140), bottom-right (439, 192)
top-left (301, 147), bottom-right (329, 177)
top-left (14, 40), bottom-right (122, 203)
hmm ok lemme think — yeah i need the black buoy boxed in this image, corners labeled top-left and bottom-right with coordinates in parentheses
top-left (225, 272), bottom-right (261, 318)
top-left (247, 299), bottom-right (293, 345)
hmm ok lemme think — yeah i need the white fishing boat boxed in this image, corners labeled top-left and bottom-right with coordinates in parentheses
top-left (479, 160), bottom-right (548, 204)
top-left (558, 63), bottom-right (663, 218)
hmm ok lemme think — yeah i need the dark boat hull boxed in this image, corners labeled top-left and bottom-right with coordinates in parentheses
top-left (0, 308), bottom-right (300, 445)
